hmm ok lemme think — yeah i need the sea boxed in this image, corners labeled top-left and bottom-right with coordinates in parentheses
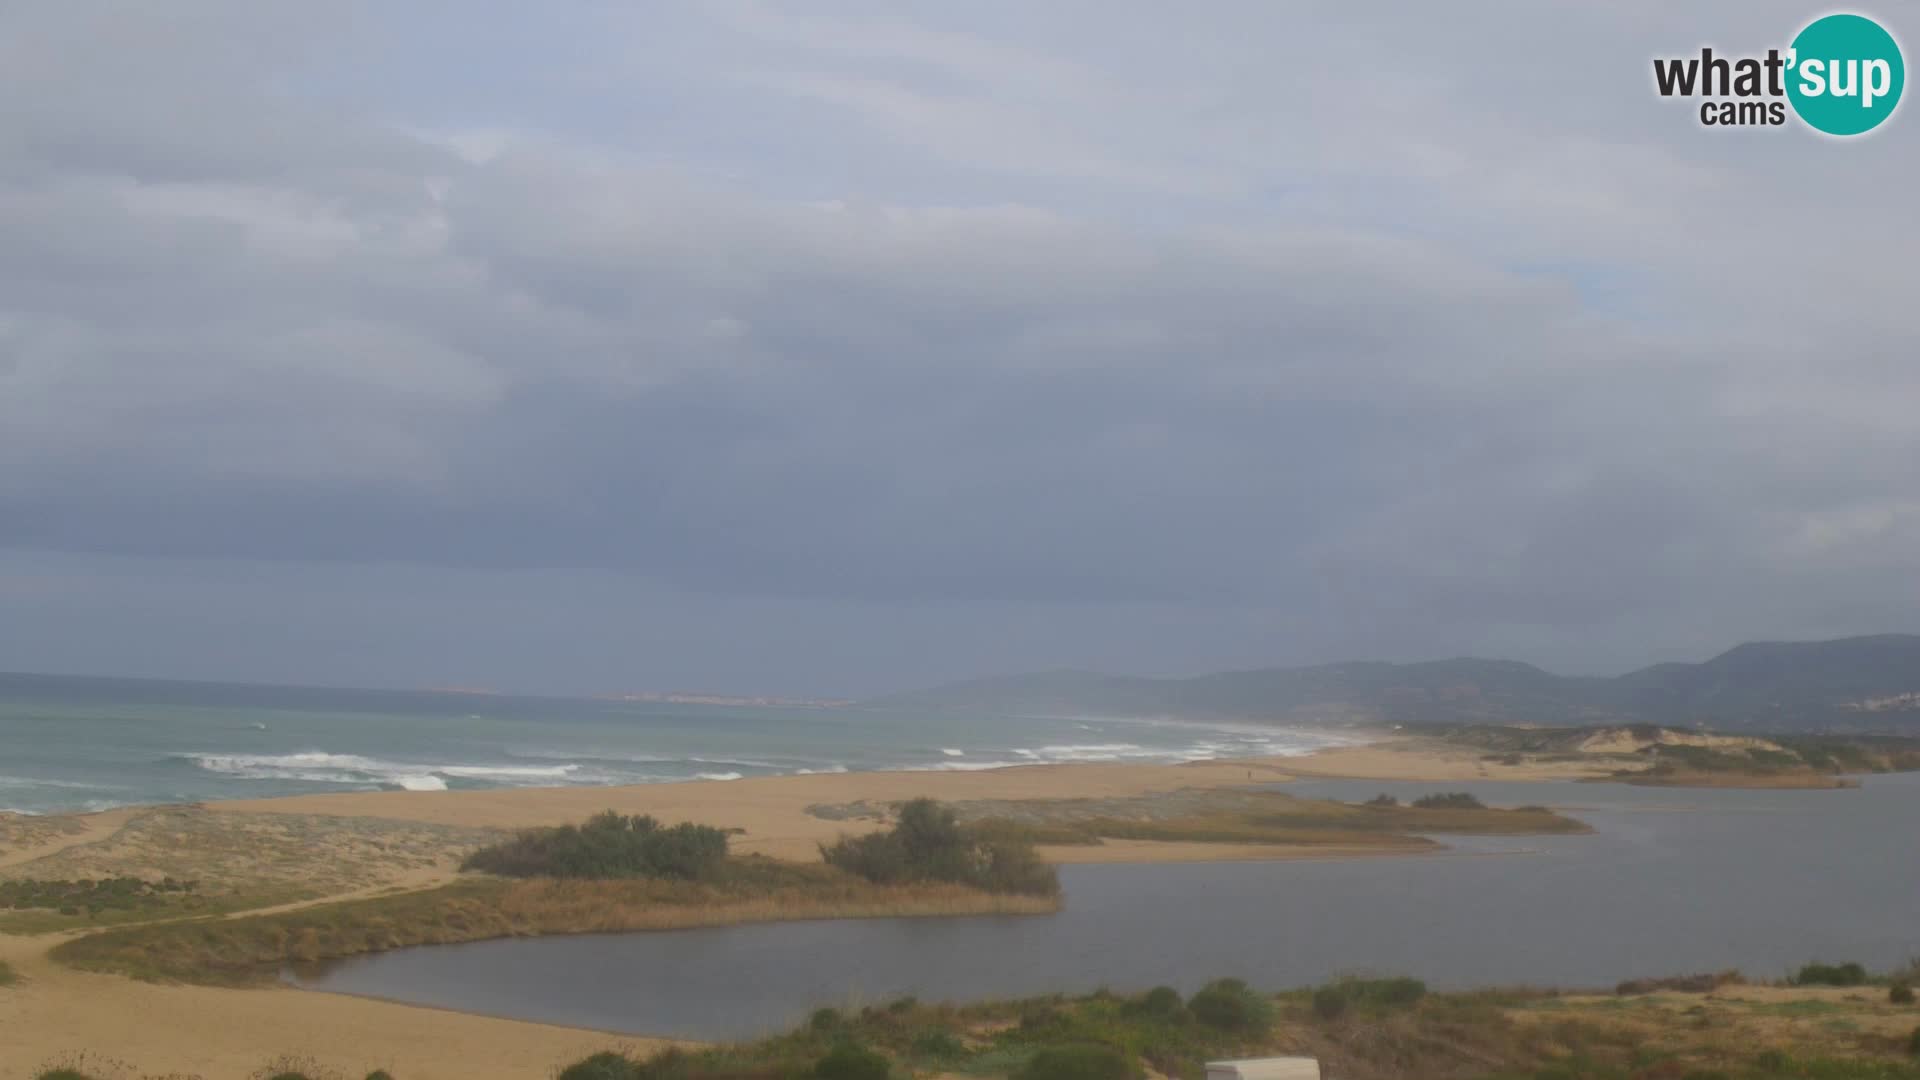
top-left (0, 672), bottom-right (1354, 816)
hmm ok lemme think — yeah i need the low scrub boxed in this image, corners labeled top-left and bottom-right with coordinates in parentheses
top-left (0, 958), bottom-right (17, 986)
top-left (822, 798), bottom-right (1059, 897)
top-left (812, 1043), bottom-right (889, 1080)
top-left (1617, 971), bottom-right (1745, 995)
top-left (1411, 792), bottom-right (1487, 810)
top-left (1188, 977), bottom-right (1275, 1032)
top-left (1015, 1043), bottom-right (1135, 1080)
top-left (461, 811), bottom-right (728, 880)
top-left (1794, 962), bottom-right (1869, 987)
top-left (1, 876), bottom-right (198, 915)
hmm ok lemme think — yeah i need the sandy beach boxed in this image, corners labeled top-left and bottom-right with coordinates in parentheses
top-left (0, 739), bottom-right (1605, 1079)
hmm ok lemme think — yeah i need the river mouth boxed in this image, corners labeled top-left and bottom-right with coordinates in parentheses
top-left (286, 775), bottom-right (1920, 1041)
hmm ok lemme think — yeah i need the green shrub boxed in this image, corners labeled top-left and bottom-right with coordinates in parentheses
top-left (1129, 985), bottom-right (1186, 1020)
top-left (1188, 977), bottom-right (1273, 1032)
top-left (1910, 1025), bottom-right (1920, 1057)
top-left (1754, 1048), bottom-right (1790, 1073)
top-left (1312, 985), bottom-right (1349, 1020)
top-left (1015, 1044), bottom-right (1134, 1080)
top-left (1411, 792), bottom-right (1486, 810)
top-left (1020, 1002), bottom-right (1072, 1034)
top-left (1893, 982), bottom-right (1916, 1005)
top-left (810, 1007), bottom-right (845, 1033)
top-left (1364, 794), bottom-right (1399, 807)
top-left (633, 1048), bottom-right (690, 1080)
top-left (1309, 976), bottom-right (1426, 1020)
top-left (821, 799), bottom-right (1059, 897)
top-left (813, 1042), bottom-right (890, 1080)
top-left (36, 1072), bottom-right (95, 1080)
top-left (1792, 961), bottom-right (1867, 987)
top-left (556, 1051), bottom-right (639, 1080)
top-left (0, 959), bottom-right (17, 987)
top-left (909, 1029), bottom-right (965, 1060)
top-left (462, 811), bottom-right (729, 880)
top-left (885, 995), bottom-right (917, 1014)
top-left (364, 1072), bottom-right (394, 1080)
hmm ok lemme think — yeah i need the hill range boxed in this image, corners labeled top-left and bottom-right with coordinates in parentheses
top-left (869, 634), bottom-right (1920, 735)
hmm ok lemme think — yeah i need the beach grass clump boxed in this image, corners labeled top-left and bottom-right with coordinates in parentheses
top-left (0, 958), bottom-right (17, 986)
top-left (251, 1055), bottom-right (337, 1080)
top-left (821, 798), bottom-right (1060, 897)
top-left (1793, 962), bottom-right (1869, 987)
top-left (461, 811), bottom-right (729, 880)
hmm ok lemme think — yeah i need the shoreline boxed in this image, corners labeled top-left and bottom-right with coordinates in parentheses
top-left (0, 737), bottom-right (1859, 1080)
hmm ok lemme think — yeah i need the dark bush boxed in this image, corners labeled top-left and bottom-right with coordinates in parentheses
top-left (462, 811), bottom-right (729, 880)
top-left (633, 1048), bottom-right (691, 1080)
top-left (1015, 1044), bottom-right (1133, 1080)
top-left (1188, 977), bottom-right (1273, 1032)
top-left (1753, 1048), bottom-right (1789, 1073)
top-left (1792, 961), bottom-right (1867, 987)
top-left (1130, 985), bottom-right (1186, 1020)
top-left (821, 799), bottom-right (1058, 897)
top-left (813, 1042), bottom-right (890, 1080)
top-left (1411, 792), bottom-right (1486, 810)
top-left (36, 1072), bottom-right (95, 1080)
top-left (1617, 972), bottom-right (1742, 995)
top-left (810, 1007), bottom-right (845, 1033)
top-left (885, 995), bottom-right (917, 1014)
top-left (1910, 1025), bottom-right (1920, 1057)
top-left (1363, 794), bottom-right (1399, 807)
top-left (909, 1029), bottom-right (965, 1060)
top-left (1892, 982), bottom-right (1915, 1005)
top-left (556, 1052), bottom-right (639, 1080)
top-left (364, 1072), bottom-right (394, 1080)
top-left (1309, 976), bottom-right (1425, 1019)
top-left (1020, 1002), bottom-right (1072, 1034)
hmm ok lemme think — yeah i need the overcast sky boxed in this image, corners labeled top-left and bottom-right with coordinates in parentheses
top-left (1, 2), bottom-right (1915, 697)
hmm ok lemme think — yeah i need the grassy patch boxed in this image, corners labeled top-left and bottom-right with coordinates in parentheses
top-left (0, 957), bottom-right (17, 986)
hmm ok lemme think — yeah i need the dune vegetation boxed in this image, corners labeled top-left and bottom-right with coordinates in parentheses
top-left (827, 788), bottom-right (1592, 853)
top-left (539, 964), bottom-right (1920, 1080)
top-left (51, 805), bottom-right (1059, 986)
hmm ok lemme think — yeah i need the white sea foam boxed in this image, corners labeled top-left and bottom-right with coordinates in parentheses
top-left (940, 748), bottom-right (965, 757)
top-left (694, 771), bottom-right (744, 781)
top-left (188, 751), bottom-right (577, 793)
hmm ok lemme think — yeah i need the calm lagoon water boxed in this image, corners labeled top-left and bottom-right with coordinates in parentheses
top-left (293, 773), bottom-right (1920, 1039)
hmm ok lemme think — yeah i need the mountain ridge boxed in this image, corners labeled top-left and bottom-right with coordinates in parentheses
top-left (867, 634), bottom-right (1920, 734)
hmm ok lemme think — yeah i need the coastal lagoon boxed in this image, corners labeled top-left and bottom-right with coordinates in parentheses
top-left (294, 773), bottom-right (1920, 1040)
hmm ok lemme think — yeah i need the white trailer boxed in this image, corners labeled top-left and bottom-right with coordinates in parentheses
top-left (1204, 1057), bottom-right (1321, 1080)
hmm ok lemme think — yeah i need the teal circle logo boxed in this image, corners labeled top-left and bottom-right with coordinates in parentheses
top-left (1786, 14), bottom-right (1905, 135)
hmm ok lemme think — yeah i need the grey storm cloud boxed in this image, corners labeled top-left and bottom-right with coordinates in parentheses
top-left (1, 0), bottom-right (1917, 692)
